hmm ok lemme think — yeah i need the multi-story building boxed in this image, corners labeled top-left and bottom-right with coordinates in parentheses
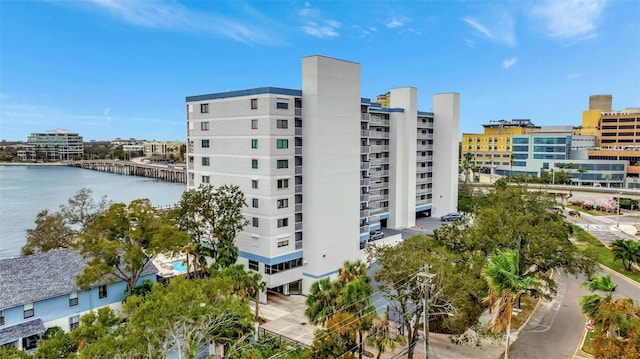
top-left (0, 250), bottom-right (158, 351)
top-left (185, 55), bottom-right (459, 295)
top-left (461, 119), bottom-right (539, 176)
top-left (25, 129), bottom-right (83, 160)
top-left (575, 95), bottom-right (640, 187)
top-left (143, 141), bottom-right (183, 159)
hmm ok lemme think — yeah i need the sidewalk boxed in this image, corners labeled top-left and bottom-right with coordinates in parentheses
top-left (258, 294), bottom-right (505, 358)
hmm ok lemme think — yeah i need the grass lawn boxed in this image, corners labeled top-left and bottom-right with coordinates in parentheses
top-left (572, 225), bottom-right (640, 284)
top-left (566, 205), bottom-right (615, 217)
top-left (510, 295), bottom-right (538, 329)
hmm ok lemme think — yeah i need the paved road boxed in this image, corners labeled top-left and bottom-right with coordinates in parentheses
top-left (509, 210), bottom-right (640, 359)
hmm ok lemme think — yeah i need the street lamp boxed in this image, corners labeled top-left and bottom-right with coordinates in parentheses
top-left (617, 191), bottom-right (621, 228)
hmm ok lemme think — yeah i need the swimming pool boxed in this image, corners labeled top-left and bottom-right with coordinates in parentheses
top-left (171, 260), bottom-right (188, 272)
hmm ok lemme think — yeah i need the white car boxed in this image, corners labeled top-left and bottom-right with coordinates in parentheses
top-left (369, 231), bottom-right (384, 241)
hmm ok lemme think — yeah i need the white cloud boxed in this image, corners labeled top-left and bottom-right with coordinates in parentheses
top-left (78, 0), bottom-right (281, 45)
top-left (386, 16), bottom-right (408, 29)
top-left (530, 0), bottom-right (607, 41)
top-left (298, 3), bottom-right (340, 38)
top-left (502, 57), bottom-right (517, 69)
top-left (463, 12), bottom-right (516, 47)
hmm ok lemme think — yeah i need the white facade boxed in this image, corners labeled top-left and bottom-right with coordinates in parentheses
top-left (431, 93), bottom-right (461, 216)
top-left (186, 56), bottom-right (460, 295)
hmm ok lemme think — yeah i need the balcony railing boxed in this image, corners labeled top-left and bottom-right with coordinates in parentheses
top-left (417, 167), bottom-right (429, 173)
top-left (360, 193), bottom-right (370, 202)
top-left (369, 131), bottom-right (390, 139)
top-left (360, 178), bottom-right (370, 186)
top-left (417, 121), bottom-right (431, 128)
top-left (295, 222), bottom-right (303, 231)
top-left (295, 185), bottom-right (302, 193)
top-left (361, 114), bottom-right (370, 122)
top-left (295, 128), bottom-right (302, 136)
top-left (295, 146), bottom-right (302, 155)
top-left (370, 158), bottom-right (390, 166)
top-left (295, 108), bottom-right (302, 116)
top-left (295, 166), bottom-right (302, 175)
top-left (360, 146), bottom-right (370, 153)
top-left (360, 210), bottom-right (370, 218)
top-left (370, 145), bottom-right (390, 152)
top-left (360, 162), bottom-right (370, 170)
top-left (295, 204), bottom-right (302, 212)
top-left (360, 225), bottom-right (369, 234)
top-left (361, 130), bottom-right (370, 137)
top-left (295, 241), bottom-right (303, 250)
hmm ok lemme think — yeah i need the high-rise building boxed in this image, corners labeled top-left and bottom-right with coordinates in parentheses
top-left (185, 55), bottom-right (460, 295)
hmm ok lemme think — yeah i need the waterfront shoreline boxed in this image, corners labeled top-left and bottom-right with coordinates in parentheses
top-left (0, 162), bottom-right (66, 166)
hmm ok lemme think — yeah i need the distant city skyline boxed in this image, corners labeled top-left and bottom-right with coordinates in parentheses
top-left (1, 0), bottom-right (638, 141)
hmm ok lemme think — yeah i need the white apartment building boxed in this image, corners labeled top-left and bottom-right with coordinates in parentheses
top-left (185, 56), bottom-right (459, 296)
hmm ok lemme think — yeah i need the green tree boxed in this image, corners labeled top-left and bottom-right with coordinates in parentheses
top-left (306, 277), bottom-right (341, 326)
top-left (611, 239), bottom-right (640, 271)
top-left (449, 186), bottom-right (595, 296)
top-left (21, 209), bottom-right (75, 255)
top-left (483, 249), bottom-right (541, 359)
top-left (172, 184), bottom-right (249, 270)
top-left (121, 277), bottom-right (254, 358)
top-left (580, 274), bottom-right (617, 328)
top-left (216, 264), bottom-right (267, 322)
top-left (366, 317), bottom-right (405, 359)
top-left (59, 187), bottom-right (109, 233)
top-left (76, 199), bottom-right (189, 296)
top-left (461, 153), bottom-right (474, 184)
top-left (304, 312), bottom-right (358, 359)
top-left (368, 236), bottom-right (483, 359)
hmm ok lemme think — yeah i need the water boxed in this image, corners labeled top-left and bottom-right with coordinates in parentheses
top-left (0, 165), bottom-right (186, 259)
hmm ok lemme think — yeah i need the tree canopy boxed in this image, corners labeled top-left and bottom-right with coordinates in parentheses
top-left (76, 198), bottom-right (189, 296)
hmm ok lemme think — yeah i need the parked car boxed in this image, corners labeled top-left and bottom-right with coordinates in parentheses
top-left (440, 213), bottom-right (463, 222)
top-left (369, 231), bottom-right (384, 241)
top-left (568, 210), bottom-right (581, 217)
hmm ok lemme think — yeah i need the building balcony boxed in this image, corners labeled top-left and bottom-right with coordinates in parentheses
top-left (295, 241), bottom-right (303, 250)
top-left (417, 145), bottom-right (430, 151)
top-left (295, 204), bottom-right (302, 213)
top-left (370, 207), bottom-right (387, 215)
top-left (370, 131), bottom-right (390, 139)
top-left (295, 128), bottom-right (302, 136)
top-left (295, 146), bottom-right (302, 155)
top-left (188, 163), bottom-right (195, 170)
top-left (361, 130), bottom-right (370, 137)
top-left (295, 166), bottom-right (302, 175)
top-left (360, 209), bottom-right (370, 218)
top-left (360, 162), bottom-right (370, 170)
top-left (369, 181), bottom-right (385, 189)
top-left (360, 193), bottom-right (370, 202)
top-left (370, 145), bottom-right (390, 153)
top-left (360, 225), bottom-right (369, 234)
top-left (295, 222), bottom-right (303, 231)
top-left (295, 185), bottom-right (302, 193)
top-left (361, 113), bottom-right (370, 122)
top-left (416, 177), bottom-right (429, 184)
top-left (361, 146), bottom-right (370, 153)
top-left (370, 158), bottom-right (389, 166)
top-left (295, 108), bottom-right (302, 116)
top-left (417, 121), bottom-right (431, 129)
top-left (361, 178), bottom-right (370, 186)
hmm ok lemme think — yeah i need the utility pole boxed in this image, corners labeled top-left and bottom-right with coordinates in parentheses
top-left (418, 264), bottom-right (435, 359)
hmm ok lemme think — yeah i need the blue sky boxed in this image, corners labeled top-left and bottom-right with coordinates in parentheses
top-left (1, 0), bottom-right (638, 141)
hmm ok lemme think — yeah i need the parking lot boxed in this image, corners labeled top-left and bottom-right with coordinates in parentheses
top-left (380, 215), bottom-right (449, 239)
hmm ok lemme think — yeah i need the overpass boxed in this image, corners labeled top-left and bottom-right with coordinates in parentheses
top-left (464, 182), bottom-right (640, 201)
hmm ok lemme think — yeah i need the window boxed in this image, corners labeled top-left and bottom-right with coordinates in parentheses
top-left (277, 218), bottom-right (289, 228)
top-left (202, 157), bottom-right (210, 166)
top-left (69, 291), bottom-right (78, 307)
top-left (251, 119), bottom-right (258, 129)
top-left (251, 98), bottom-right (258, 109)
top-left (264, 258), bottom-right (303, 275)
top-left (276, 102), bottom-right (289, 109)
top-left (252, 198), bottom-right (259, 208)
top-left (202, 176), bottom-right (210, 184)
top-left (277, 240), bottom-right (289, 247)
top-left (201, 122), bottom-right (210, 131)
top-left (277, 198), bottom-right (288, 208)
top-left (22, 334), bottom-right (38, 351)
top-left (200, 103), bottom-right (209, 113)
top-left (277, 139), bottom-right (288, 149)
top-left (252, 217), bottom-right (259, 227)
top-left (252, 180), bottom-right (258, 189)
top-left (69, 315), bottom-right (80, 330)
top-left (277, 179), bottom-right (289, 189)
top-left (251, 139), bottom-right (258, 149)
top-left (277, 119), bottom-right (288, 129)
top-left (248, 260), bottom-right (259, 271)
top-left (98, 285), bottom-right (108, 299)
top-left (0, 310), bottom-right (4, 326)
top-left (252, 159), bottom-right (258, 169)
top-left (277, 160), bottom-right (288, 169)
top-left (201, 139), bottom-right (210, 148)
top-left (23, 303), bottom-right (34, 319)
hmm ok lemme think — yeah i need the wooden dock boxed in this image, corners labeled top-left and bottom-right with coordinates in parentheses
top-left (66, 160), bottom-right (187, 184)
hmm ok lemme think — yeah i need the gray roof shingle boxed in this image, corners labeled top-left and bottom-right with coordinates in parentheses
top-left (0, 249), bottom-right (158, 310)
top-left (0, 319), bottom-right (46, 345)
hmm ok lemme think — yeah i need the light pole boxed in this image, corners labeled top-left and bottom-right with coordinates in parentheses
top-left (617, 191), bottom-right (621, 228)
top-left (417, 265), bottom-right (435, 359)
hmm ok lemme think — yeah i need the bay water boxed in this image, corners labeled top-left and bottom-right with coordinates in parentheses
top-left (0, 165), bottom-right (186, 259)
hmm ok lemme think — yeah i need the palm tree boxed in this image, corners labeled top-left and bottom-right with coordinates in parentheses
top-left (337, 259), bottom-right (369, 284)
top-left (339, 278), bottom-right (376, 359)
top-left (462, 153), bottom-right (474, 183)
top-left (305, 278), bottom-right (340, 326)
top-left (245, 271), bottom-right (267, 322)
top-left (580, 274), bottom-right (617, 334)
top-left (483, 249), bottom-right (541, 359)
top-left (610, 239), bottom-right (640, 271)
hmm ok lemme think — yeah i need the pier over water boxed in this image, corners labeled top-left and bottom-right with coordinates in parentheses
top-left (67, 160), bottom-right (187, 184)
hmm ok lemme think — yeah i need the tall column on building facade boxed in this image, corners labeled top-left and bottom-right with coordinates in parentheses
top-left (388, 87), bottom-right (418, 229)
top-left (432, 93), bottom-right (460, 216)
top-left (301, 55), bottom-right (361, 293)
